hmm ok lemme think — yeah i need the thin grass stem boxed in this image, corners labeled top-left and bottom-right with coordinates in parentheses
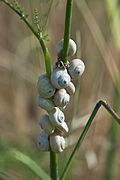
top-left (60, 100), bottom-right (120, 180)
top-left (62, 0), bottom-right (73, 63)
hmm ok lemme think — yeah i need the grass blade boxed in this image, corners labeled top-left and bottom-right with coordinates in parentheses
top-left (12, 150), bottom-right (50, 180)
top-left (60, 100), bottom-right (120, 180)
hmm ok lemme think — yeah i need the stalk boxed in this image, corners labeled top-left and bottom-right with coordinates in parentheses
top-left (62, 0), bottom-right (73, 63)
top-left (105, 81), bottom-right (120, 180)
top-left (50, 151), bottom-right (58, 180)
top-left (60, 100), bottom-right (120, 180)
top-left (1, 0), bottom-right (51, 77)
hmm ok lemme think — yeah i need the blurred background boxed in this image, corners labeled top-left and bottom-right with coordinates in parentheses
top-left (0, 0), bottom-right (120, 179)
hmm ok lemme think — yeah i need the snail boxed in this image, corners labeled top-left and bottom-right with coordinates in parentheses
top-left (68, 59), bottom-right (85, 79)
top-left (37, 96), bottom-right (54, 112)
top-left (50, 134), bottom-right (66, 153)
top-left (65, 82), bottom-right (75, 95)
top-left (49, 107), bottom-right (68, 134)
top-left (37, 74), bottom-right (55, 98)
top-left (49, 107), bottom-right (65, 126)
top-left (54, 89), bottom-right (70, 109)
top-left (40, 114), bottom-right (55, 135)
top-left (56, 38), bottom-right (77, 58)
top-left (37, 131), bottom-right (49, 151)
top-left (50, 68), bottom-right (71, 89)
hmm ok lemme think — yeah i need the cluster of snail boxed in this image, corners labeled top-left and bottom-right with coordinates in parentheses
top-left (37, 39), bottom-right (85, 153)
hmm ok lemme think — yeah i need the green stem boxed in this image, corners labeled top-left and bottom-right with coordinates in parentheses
top-left (1, 0), bottom-right (51, 77)
top-left (62, 0), bottom-right (73, 63)
top-left (50, 151), bottom-right (58, 180)
top-left (60, 100), bottom-right (120, 180)
top-left (105, 84), bottom-right (120, 180)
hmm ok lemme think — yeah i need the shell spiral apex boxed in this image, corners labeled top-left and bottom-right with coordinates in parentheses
top-left (50, 68), bottom-right (71, 89)
top-left (68, 59), bottom-right (85, 79)
top-left (37, 74), bottom-right (55, 98)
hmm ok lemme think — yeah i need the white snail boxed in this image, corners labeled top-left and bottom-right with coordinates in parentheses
top-left (54, 89), bottom-right (70, 109)
top-left (49, 107), bottom-right (65, 126)
top-left (37, 96), bottom-right (54, 112)
top-left (50, 68), bottom-right (71, 89)
top-left (37, 131), bottom-right (49, 151)
top-left (37, 74), bottom-right (55, 98)
top-left (65, 82), bottom-right (75, 95)
top-left (68, 59), bottom-right (85, 79)
top-left (50, 134), bottom-right (66, 153)
top-left (56, 39), bottom-right (77, 57)
top-left (40, 114), bottom-right (55, 135)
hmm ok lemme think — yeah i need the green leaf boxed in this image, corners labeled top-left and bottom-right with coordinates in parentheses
top-left (43, 34), bottom-right (51, 41)
top-left (11, 150), bottom-right (50, 180)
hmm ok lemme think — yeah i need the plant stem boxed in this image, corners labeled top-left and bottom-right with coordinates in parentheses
top-left (105, 84), bottom-right (120, 180)
top-left (60, 100), bottom-right (120, 180)
top-left (1, 0), bottom-right (51, 77)
top-left (50, 151), bottom-right (58, 180)
top-left (62, 0), bottom-right (73, 63)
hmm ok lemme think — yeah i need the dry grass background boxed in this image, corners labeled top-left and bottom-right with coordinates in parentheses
top-left (0, 0), bottom-right (120, 180)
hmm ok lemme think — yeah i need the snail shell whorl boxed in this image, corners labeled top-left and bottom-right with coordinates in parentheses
top-left (56, 39), bottom-right (77, 57)
top-left (37, 96), bottom-right (54, 112)
top-left (40, 114), bottom-right (55, 135)
top-left (37, 131), bottom-right (49, 151)
top-left (50, 68), bottom-right (71, 89)
top-left (49, 107), bottom-right (65, 126)
top-left (50, 134), bottom-right (66, 153)
top-left (37, 74), bottom-right (55, 98)
top-left (68, 59), bottom-right (85, 79)
top-left (54, 89), bottom-right (70, 109)
top-left (65, 82), bottom-right (75, 95)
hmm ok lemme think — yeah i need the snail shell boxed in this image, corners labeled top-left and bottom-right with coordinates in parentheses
top-left (37, 131), bottom-right (49, 151)
top-left (50, 68), bottom-right (71, 89)
top-left (56, 39), bottom-right (77, 57)
top-left (49, 107), bottom-right (65, 126)
top-left (49, 107), bottom-right (68, 134)
top-left (65, 82), bottom-right (75, 95)
top-left (54, 89), bottom-right (70, 109)
top-left (56, 121), bottom-right (69, 134)
top-left (68, 59), bottom-right (85, 79)
top-left (40, 114), bottom-right (55, 135)
top-left (50, 134), bottom-right (66, 153)
top-left (37, 74), bottom-right (55, 98)
top-left (37, 96), bottom-right (54, 112)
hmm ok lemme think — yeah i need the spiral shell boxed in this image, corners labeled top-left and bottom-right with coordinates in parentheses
top-left (37, 131), bottom-right (49, 151)
top-left (40, 114), bottom-right (55, 135)
top-left (68, 59), bottom-right (85, 79)
top-left (51, 68), bottom-right (71, 89)
top-left (65, 82), bottom-right (75, 95)
top-left (49, 107), bottom-right (65, 126)
top-left (37, 74), bottom-right (55, 98)
top-left (54, 89), bottom-right (70, 109)
top-left (37, 96), bottom-right (54, 112)
top-left (56, 39), bottom-right (77, 57)
top-left (50, 134), bottom-right (66, 153)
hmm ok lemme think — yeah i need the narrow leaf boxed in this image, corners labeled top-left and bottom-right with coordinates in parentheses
top-left (12, 150), bottom-right (50, 180)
